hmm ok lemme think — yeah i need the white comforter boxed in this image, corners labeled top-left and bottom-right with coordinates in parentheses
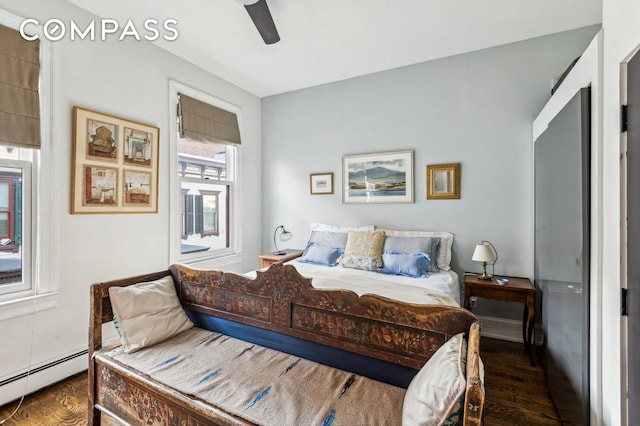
top-left (247, 260), bottom-right (461, 307)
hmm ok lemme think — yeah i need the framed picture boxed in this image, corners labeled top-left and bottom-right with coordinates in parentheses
top-left (426, 163), bottom-right (461, 200)
top-left (71, 106), bottom-right (159, 213)
top-left (342, 150), bottom-right (413, 204)
top-left (310, 172), bottom-right (334, 195)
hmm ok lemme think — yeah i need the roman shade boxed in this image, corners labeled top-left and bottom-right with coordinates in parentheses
top-left (178, 93), bottom-right (241, 145)
top-left (0, 24), bottom-right (40, 149)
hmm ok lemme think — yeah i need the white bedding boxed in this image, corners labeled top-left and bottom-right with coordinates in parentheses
top-left (247, 260), bottom-right (461, 307)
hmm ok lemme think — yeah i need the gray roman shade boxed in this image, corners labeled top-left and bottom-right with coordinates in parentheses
top-left (0, 24), bottom-right (40, 149)
top-left (178, 93), bottom-right (241, 145)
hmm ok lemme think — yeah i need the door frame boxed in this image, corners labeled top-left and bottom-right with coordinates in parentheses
top-left (620, 41), bottom-right (640, 426)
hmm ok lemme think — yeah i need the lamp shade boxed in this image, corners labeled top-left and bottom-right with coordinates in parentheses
top-left (280, 228), bottom-right (292, 242)
top-left (273, 225), bottom-right (293, 255)
top-left (472, 243), bottom-right (496, 262)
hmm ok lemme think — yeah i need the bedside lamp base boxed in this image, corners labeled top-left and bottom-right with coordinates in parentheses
top-left (477, 262), bottom-right (493, 280)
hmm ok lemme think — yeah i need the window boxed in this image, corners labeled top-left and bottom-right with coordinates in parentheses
top-left (179, 140), bottom-right (232, 254)
top-left (173, 89), bottom-right (240, 260)
top-left (0, 20), bottom-right (41, 299)
top-left (0, 147), bottom-right (33, 297)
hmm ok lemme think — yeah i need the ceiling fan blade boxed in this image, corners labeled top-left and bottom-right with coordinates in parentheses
top-left (243, 0), bottom-right (280, 44)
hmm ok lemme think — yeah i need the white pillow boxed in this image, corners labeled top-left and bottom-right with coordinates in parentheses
top-left (379, 229), bottom-right (453, 271)
top-left (109, 276), bottom-right (194, 353)
top-left (402, 333), bottom-right (466, 425)
top-left (310, 222), bottom-right (375, 233)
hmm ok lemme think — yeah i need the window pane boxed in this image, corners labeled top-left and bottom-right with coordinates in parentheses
top-left (178, 138), bottom-right (227, 180)
top-left (180, 183), bottom-right (228, 255)
top-left (202, 194), bottom-right (217, 232)
top-left (0, 182), bottom-right (8, 209)
top-left (0, 166), bottom-right (23, 287)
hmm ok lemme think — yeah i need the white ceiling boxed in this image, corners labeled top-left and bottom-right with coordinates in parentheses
top-left (66, 0), bottom-right (601, 97)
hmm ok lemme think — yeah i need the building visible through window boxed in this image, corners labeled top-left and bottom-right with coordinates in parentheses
top-left (178, 139), bottom-right (233, 255)
top-left (0, 147), bottom-right (33, 295)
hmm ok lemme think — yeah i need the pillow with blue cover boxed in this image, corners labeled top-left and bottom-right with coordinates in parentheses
top-left (307, 230), bottom-right (349, 251)
top-left (383, 235), bottom-right (441, 273)
top-left (298, 242), bottom-right (342, 266)
top-left (379, 229), bottom-right (453, 271)
top-left (380, 251), bottom-right (431, 278)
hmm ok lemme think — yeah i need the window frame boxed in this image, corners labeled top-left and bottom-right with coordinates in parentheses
top-left (0, 9), bottom-right (56, 309)
top-left (0, 158), bottom-right (32, 298)
top-left (168, 81), bottom-right (242, 266)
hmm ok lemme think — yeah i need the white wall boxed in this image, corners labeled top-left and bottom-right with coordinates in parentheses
top-left (601, 0), bottom-right (640, 424)
top-left (0, 0), bottom-right (262, 404)
top-left (262, 26), bottom-right (599, 320)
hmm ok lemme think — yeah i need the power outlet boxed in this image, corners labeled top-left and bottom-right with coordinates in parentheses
top-left (469, 297), bottom-right (478, 308)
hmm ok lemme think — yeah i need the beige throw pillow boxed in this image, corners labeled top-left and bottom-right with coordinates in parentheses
top-left (109, 275), bottom-right (194, 353)
top-left (341, 230), bottom-right (386, 271)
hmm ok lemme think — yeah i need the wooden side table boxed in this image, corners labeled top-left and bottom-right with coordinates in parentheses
top-left (259, 249), bottom-right (303, 269)
top-left (463, 273), bottom-right (536, 365)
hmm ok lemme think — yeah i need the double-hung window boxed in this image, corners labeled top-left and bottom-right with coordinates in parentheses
top-left (175, 90), bottom-right (240, 260)
top-left (0, 22), bottom-right (40, 299)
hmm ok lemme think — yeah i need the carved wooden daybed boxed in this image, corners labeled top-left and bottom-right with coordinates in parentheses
top-left (89, 263), bottom-right (484, 425)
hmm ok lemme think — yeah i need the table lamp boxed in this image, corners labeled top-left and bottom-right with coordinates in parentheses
top-left (273, 225), bottom-right (292, 255)
top-left (472, 241), bottom-right (497, 280)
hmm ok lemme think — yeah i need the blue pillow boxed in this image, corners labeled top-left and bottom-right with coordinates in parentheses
top-left (380, 251), bottom-right (430, 278)
top-left (383, 236), bottom-right (441, 273)
top-left (307, 231), bottom-right (349, 251)
top-left (298, 243), bottom-right (342, 266)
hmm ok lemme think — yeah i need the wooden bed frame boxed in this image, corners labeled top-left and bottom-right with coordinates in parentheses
top-left (89, 263), bottom-right (484, 425)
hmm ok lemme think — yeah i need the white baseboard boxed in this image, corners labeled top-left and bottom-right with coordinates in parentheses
top-left (0, 351), bottom-right (87, 407)
top-left (477, 315), bottom-right (543, 345)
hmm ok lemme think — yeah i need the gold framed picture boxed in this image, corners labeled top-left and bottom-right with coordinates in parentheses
top-left (310, 172), bottom-right (334, 195)
top-left (71, 106), bottom-right (159, 213)
top-left (426, 163), bottom-right (461, 200)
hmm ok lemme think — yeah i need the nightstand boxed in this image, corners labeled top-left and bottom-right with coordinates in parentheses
top-left (463, 273), bottom-right (536, 365)
top-left (259, 249), bottom-right (303, 268)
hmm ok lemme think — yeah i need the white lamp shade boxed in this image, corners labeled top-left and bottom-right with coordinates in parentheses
top-left (280, 229), bottom-right (293, 241)
top-left (472, 243), bottom-right (496, 262)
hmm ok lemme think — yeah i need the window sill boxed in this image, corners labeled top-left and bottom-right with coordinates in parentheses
top-left (0, 292), bottom-right (58, 321)
top-left (184, 252), bottom-right (243, 270)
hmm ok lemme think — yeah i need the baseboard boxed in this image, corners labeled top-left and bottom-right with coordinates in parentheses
top-left (477, 315), bottom-right (543, 345)
top-left (0, 350), bottom-right (87, 407)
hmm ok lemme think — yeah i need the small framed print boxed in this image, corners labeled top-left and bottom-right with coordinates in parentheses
top-left (426, 163), bottom-right (461, 200)
top-left (310, 172), bottom-right (334, 195)
top-left (71, 106), bottom-right (159, 213)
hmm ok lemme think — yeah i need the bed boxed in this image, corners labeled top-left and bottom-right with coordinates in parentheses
top-left (89, 263), bottom-right (484, 425)
top-left (249, 224), bottom-right (463, 307)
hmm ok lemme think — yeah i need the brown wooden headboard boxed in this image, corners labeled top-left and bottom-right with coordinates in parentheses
top-left (168, 263), bottom-right (477, 369)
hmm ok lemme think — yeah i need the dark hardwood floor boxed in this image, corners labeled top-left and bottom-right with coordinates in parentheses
top-left (0, 337), bottom-right (560, 425)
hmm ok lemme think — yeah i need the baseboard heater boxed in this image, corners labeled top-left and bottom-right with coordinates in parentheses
top-left (0, 349), bottom-right (87, 387)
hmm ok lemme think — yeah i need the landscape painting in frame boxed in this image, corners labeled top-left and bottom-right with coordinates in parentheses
top-left (71, 106), bottom-right (159, 214)
top-left (342, 150), bottom-right (414, 203)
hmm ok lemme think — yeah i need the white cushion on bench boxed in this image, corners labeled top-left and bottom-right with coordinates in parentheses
top-left (109, 275), bottom-right (193, 353)
top-left (402, 332), bottom-right (467, 425)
